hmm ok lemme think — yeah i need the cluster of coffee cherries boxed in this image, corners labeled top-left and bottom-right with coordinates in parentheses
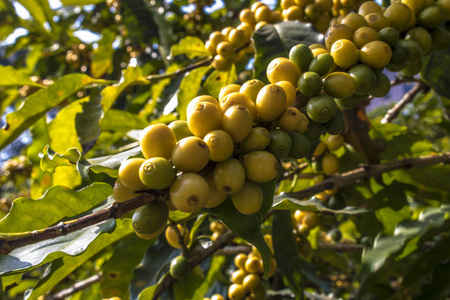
top-left (225, 234), bottom-right (275, 300)
top-left (206, 2), bottom-right (283, 71)
top-left (281, 0), bottom-right (336, 33)
top-left (112, 73), bottom-right (315, 238)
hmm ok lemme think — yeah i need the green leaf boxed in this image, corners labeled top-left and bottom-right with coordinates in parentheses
top-left (16, 0), bottom-right (54, 32)
top-left (176, 66), bottom-right (210, 121)
top-left (61, 0), bottom-right (105, 4)
top-left (100, 67), bottom-right (149, 120)
top-left (173, 266), bottom-right (205, 300)
top-left (421, 48), bottom-right (450, 98)
top-left (0, 183), bottom-right (111, 233)
top-left (170, 37), bottom-right (210, 59)
top-left (272, 210), bottom-right (303, 296)
top-left (0, 89), bottom-right (19, 116)
top-left (202, 65), bottom-right (237, 99)
top-left (0, 74), bottom-right (107, 151)
top-left (101, 109), bottom-right (148, 132)
top-left (131, 240), bottom-right (179, 299)
top-left (40, 145), bottom-right (142, 180)
top-left (76, 89), bottom-right (103, 152)
top-left (0, 219), bottom-right (117, 276)
top-left (101, 233), bottom-right (155, 299)
top-left (272, 193), bottom-right (369, 214)
top-left (207, 198), bottom-right (272, 277)
top-left (252, 21), bottom-right (323, 82)
top-left (25, 219), bottom-right (133, 300)
top-left (188, 256), bottom-right (226, 300)
top-left (0, 66), bottom-right (44, 88)
top-left (91, 28), bottom-right (116, 78)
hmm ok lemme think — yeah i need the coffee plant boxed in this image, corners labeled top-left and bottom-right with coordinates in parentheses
top-left (0, 0), bottom-right (450, 299)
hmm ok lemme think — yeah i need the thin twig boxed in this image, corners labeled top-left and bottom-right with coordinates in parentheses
top-left (50, 273), bottom-right (102, 300)
top-left (146, 57), bottom-right (213, 82)
top-left (291, 152), bottom-right (450, 200)
top-left (0, 190), bottom-right (166, 254)
top-left (381, 81), bottom-right (429, 124)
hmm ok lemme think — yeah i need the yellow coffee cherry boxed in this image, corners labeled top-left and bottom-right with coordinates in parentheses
top-left (228, 29), bottom-right (249, 48)
top-left (240, 8), bottom-right (256, 25)
top-left (231, 269), bottom-right (248, 284)
top-left (211, 295), bottom-right (225, 300)
top-left (205, 40), bottom-right (217, 55)
top-left (228, 284), bottom-right (246, 300)
top-left (187, 95), bottom-right (220, 115)
top-left (245, 256), bottom-right (263, 274)
top-left (294, 209), bottom-right (307, 224)
top-left (275, 80), bottom-right (296, 107)
top-left (325, 134), bottom-right (345, 150)
top-left (204, 171), bottom-right (228, 209)
top-left (170, 173), bottom-right (209, 213)
top-left (272, 10), bottom-right (283, 22)
top-left (302, 211), bottom-right (320, 228)
top-left (243, 274), bottom-right (261, 291)
top-left (402, 0), bottom-right (427, 16)
top-left (216, 41), bottom-right (236, 60)
top-left (140, 124), bottom-right (177, 160)
top-left (384, 2), bottom-right (412, 31)
top-left (212, 55), bottom-right (233, 71)
top-left (283, 5), bottom-right (305, 21)
top-left (281, 0), bottom-right (297, 9)
top-left (268, 257), bottom-right (277, 277)
top-left (113, 179), bottom-right (137, 202)
top-left (231, 181), bottom-right (263, 215)
top-left (256, 84), bottom-right (287, 121)
top-left (353, 26), bottom-right (380, 49)
top-left (210, 220), bottom-right (225, 233)
top-left (220, 92), bottom-right (256, 120)
top-left (213, 158), bottom-right (246, 194)
top-left (365, 12), bottom-right (391, 31)
top-left (255, 21), bottom-right (269, 30)
top-left (118, 158), bottom-right (147, 190)
top-left (277, 107), bottom-right (306, 132)
top-left (222, 105), bottom-right (253, 143)
top-left (358, 1), bottom-right (383, 17)
top-left (168, 120), bottom-right (193, 141)
top-left (240, 127), bottom-right (271, 153)
top-left (255, 5), bottom-right (273, 23)
top-left (322, 152), bottom-right (340, 174)
top-left (325, 24), bottom-right (353, 50)
top-left (165, 224), bottom-right (190, 249)
top-left (323, 72), bottom-right (356, 99)
top-left (237, 22), bottom-right (254, 39)
top-left (359, 40), bottom-right (392, 68)
top-left (341, 12), bottom-right (369, 33)
top-left (235, 253), bottom-right (248, 269)
top-left (266, 58), bottom-right (301, 86)
top-left (330, 39), bottom-right (359, 69)
top-left (187, 102), bottom-right (222, 138)
top-left (171, 136), bottom-right (210, 173)
top-left (209, 31), bottom-right (226, 48)
top-left (204, 130), bottom-right (234, 162)
top-left (240, 79), bottom-right (265, 102)
top-left (219, 84), bottom-right (242, 101)
top-left (242, 151), bottom-right (279, 183)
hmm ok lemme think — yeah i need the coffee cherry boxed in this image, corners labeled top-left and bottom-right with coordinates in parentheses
top-left (330, 39), bottom-right (359, 69)
top-left (235, 253), bottom-right (248, 269)
top-left (240, 127), bottom-right (271, 153)
top-left (171, 136), bottom-right (210, 173)
top-left (322, 153), bottom-right (340, 174)
top-left (243, 274), bottom-right (261, 291)
top-left (359, 41), bottom-right (392, 69)
top-left (245, 256), bottom-right (263, 274)
top-left (288, 132), bottom-right (311, 159)
top-left (222, 105), bottom-right (253, 143)
top-left (132, 201), bottom-right (168, 237)
top-left (231, 269), bottom-right (247, 284)
top-left (348, 64), bottom-right (377, 95)
top-left (308, 53), bottom-right (334, 77)
top-left (289, 43), bottom-right (314, 73)
top-left (187, 102), bottom-right (222, 138)
top-left (323, 72), bottom-right (356, 99)
top-left (256, 84), bottom-right (287, 121)
top-left (240, 79), bottom-right (265, 102)
top-left (139, 157), bottom-right (176, 190)
top-left (140, 124), bottom-right (177, 160)
top-left (204, 171), bottom-right (228, 208)
top-left (228, 284), bottom-right (246, 300)
top-left (219, 84), bottom-right (241, 101)
top-left (352, 26), bottom-right (380, 49)
top-left (187, 95), bottom-right (221, 115)
top-left (266, 58), bottom-right (301, 86)
top-left (277, 107), bottom-right (307, 132)
top-left (231, 181), bottom-right (263, 215)
top-left (112, 179), bottom-right (137, 202)
top-left (170, 256), bottom-right (189, 279)
top-left (220, 92), bottom-right (256, 120)
top-left (242, 151), bottom-right (279, 183)
top-left (170, 173), bottom-right (209, 213)
top-left (118, 158), bottom-right (147, 190)
top-left (204, 130), bottom-right (234, 162)
top-left (214, 158), bottom-right (246, 194)
top-left (267, 129), bottom-right (292, 159)
top-left (165, 224), bottom-right (190, 249)
top-left (168, 120), bottom-right (193, 141)
top-left (275, 81), bottom-right (296, 107)
top-left (307, 94), bottom-right (337, 123)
